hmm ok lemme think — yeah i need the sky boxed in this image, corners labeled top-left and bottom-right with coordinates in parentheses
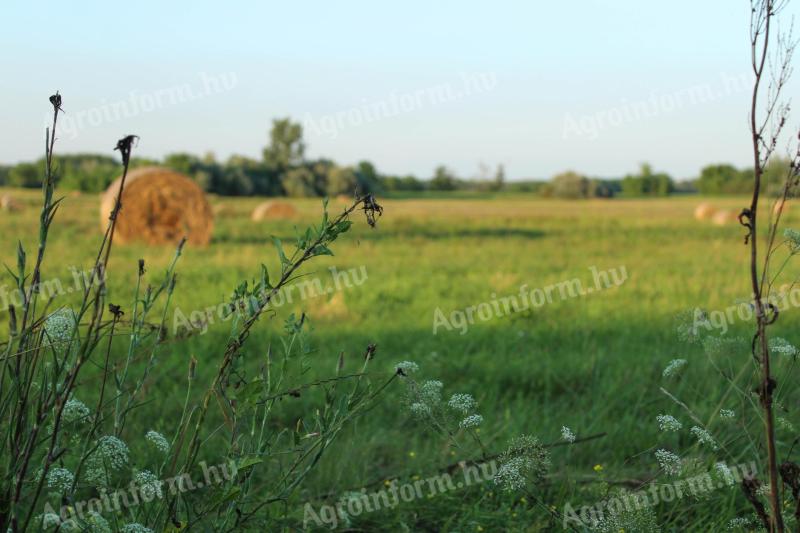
top-left (1, 0), bottom-right (799, 181)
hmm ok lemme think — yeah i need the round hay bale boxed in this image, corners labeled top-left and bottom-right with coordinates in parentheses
top-left (251, 201), bottom-right (298, 221)
top-left (774, 199), bottom-right (789, 216)
top-left (694, 202), bottom-right (716, 221)
top-left (99, 167), bottom-right (213, 246)
top-left (712, 209), bottom-right (738, 226)
top-left (0, 194), bottom-right (22, 213)
top-left (335, 194), bottom-right (353, 205)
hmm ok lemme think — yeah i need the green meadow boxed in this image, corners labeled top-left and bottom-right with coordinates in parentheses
top-left (2, 189), bottom-right (795, 531)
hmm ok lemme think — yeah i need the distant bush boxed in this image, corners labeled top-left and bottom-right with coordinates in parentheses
top-left (621, 163), bottom-right (674, 197)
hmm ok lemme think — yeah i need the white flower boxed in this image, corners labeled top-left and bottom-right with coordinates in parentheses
top-left (690, 426), bottom-right (718, 450)
top-left (777, 417), bottom-right (796, 433)
top-left (120, 525), bottom-right (154, 533)
top-left (84, 511), bottom-right (111, 533)
top-left (395, 361), bottom-right (419, 374)
top-left (409, 402), bottom-right (431, 417)
top-left (86, 436), bottom-right (129, 484)
top-left (728, 516), bottom-right (755, 530)
top-left (133, 470), bottom-right (163, 500)
top-left (560, 426), bottom-right (576, 443)
top-left (662, 358), bottom-right (687, 378)
top-left (655, 449), bottom-right (681, 475)
top-left (62, 398), bottom-right (91, 424)
top-left (419, 380), bottom-right (443, 405)
top-left (756, 483), bottom-right (771, 497)
top-left (715, 462), bottom-right (736, 485)
top-left (447, 393), bottom-right (476, 414)
top-left (46, 467), bottom-right (74, 493)
top-left (44, 309), bottom-right (77, 343)
top-left (459, 414), bottom-right (483, 429)
top-left (719, 409), bottom-right (736, 420)
top-left (493, 435), bottom-right (550, 491)
top-left (656, 414), bottom-right (682, 432)
top-left (785, 228), bottom-right (800, 252)
top-left (40, 513), bottom-right (62, 529)
top-left (145, 430), bottom-right (170, 454)
top-left (770, 337), bottom-right (798, 358)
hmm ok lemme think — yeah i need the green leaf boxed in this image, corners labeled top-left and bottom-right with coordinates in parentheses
top-left (236, 456), bottom-right (264, 472)
top-left (272, 236), bottom-right (291, 271)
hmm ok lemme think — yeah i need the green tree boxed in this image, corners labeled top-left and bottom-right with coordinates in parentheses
top-left (8, 162), bottom-right (43, 188)
top-left (429, 165), bottom-right (458, 191)
top-left (282, 167), bottom-right (318, 197)
top-left (263, 118), bottom-right (305, 174)
top-left (355, 160), bottom-right (381, 193)
top-left (621, 163), bottom-right (673, 197)
top-left (325, 166), bottom-right (359, 196)
top-left (547, 170), bottom-right (595, 199)
top-left (492, 164), bottom-right (506, 191)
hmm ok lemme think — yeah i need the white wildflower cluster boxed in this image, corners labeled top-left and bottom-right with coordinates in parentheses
top-left (133, 470), bottom-right (163, 500)
top-left (419, 380), bottom-right (443, 404)
top-left (690, 426), bottom-right (718, 450)
top-left (728, 516), bottom-right (757, 530)
top-left (770, 337), bottom-right (798, 358)
top-left (447, 393), bottom-right (476, 414)
top-left (675, 309), bottom-right (704, 344)
top-left (46, 467), bottom-right (74, 493)
top-left (145, 430), bottom-right (170, 454)
top-left (561, 426), bottom-right (576, 443)
top-left (86, 436), bottom-right (129, 484)
top-left (777, 417), bottom-right (796, 433)
top-left (662, 358), bottom-right (687, 378)
top-left (62, 398), bottom-right (91, 424)
top-left (395, 361), bottom-right (419, 374)
top-left (493, 435), bottom-right (550, 491)
top-left (703, 336), bottom-right (747, 359)
top-left (406, 380), bottom-right (443, 420)
top-left (44, 308), bottom-right (77, 343)
top-left (755, 483), bottom-right (770, 497)
top-left (40, 513), bottom-right (62, 529)
top-left (785, 228), bottom-right (800, 253)
top-left (120, 524), bottom-right (154, 533)
top-left (589, 493), bottom-right (661, 533)
top-left (656, 414), bottom-right (682, 432)
top-left (83, 511), bottom-right (111, 533)
top-left (715, 462), bottom-right (736, 485)
top-left (654, 449), bottom-right (681, 476)
top-left (409, 402), bottom-right (432, 417)
top-left (719, 409), bottom-right (736, 420)
top-left (459, 414), bottom-right (484, 429)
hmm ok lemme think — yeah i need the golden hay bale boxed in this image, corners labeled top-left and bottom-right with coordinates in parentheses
top-left (694, 202), bottom-right (716, 221)
top-left (251, 201), bottom-right (298, 221)
top-left (335, 194), bottom-right (353, 205)
top-left (712, 209), bottom-right (739, 226)
top-left (99, 167), bottom-right (213, 246)
top-left (0, 194), bottom-right (22, 213)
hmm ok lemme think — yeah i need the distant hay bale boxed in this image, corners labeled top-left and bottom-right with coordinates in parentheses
top-left (774, 199), bottom-right (789, 216)
top-left (251, 201), bottom-right (298, 221)
top-left (0, 194), bottom-right (22, 213)
top-left (335, 194), bottom-right (353, 205)
top-left (694, 202), bottom-right (716, 221)
top-left (99, 167), bottom-right (213, 246)
top-left (711, 209), bottom-right (738, 226)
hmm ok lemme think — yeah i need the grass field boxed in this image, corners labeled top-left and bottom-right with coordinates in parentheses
top-left (2, 189), bottom-right (796, 531)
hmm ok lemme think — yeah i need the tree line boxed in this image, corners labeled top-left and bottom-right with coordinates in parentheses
top-left (0, 118), bottom-right (793, 197)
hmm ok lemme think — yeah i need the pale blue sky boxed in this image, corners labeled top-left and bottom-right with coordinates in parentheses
top-left (1, 0), bottom-right (798, 180)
